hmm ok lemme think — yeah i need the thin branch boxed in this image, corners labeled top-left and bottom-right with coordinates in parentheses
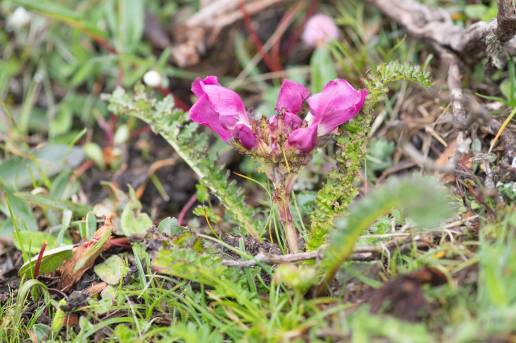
top-left (222, 218), bottom-right (476, 267)
top-left (368, 0), bottom-right (516, 65)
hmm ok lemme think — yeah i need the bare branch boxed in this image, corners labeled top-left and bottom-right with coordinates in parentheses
top-left (368, 0), bottom-right (516, 65)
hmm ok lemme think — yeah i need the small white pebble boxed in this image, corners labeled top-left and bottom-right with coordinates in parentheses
top-left (143, 70), bottom-right (163, 88)
top-left (7, 7), bottom-right (32, 31)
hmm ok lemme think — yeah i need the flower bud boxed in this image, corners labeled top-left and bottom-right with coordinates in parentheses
top-left (143, 70), bottom-right (163, 88)
top-left (7, 7), bottom-right (31, 31)
top-left (302, 14), bottom-right (339, 48)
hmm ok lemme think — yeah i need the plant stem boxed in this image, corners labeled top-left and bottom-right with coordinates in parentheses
top-left (269, 169), bottom-right (300, 253)
top-left (277, 192), bottom-right (299, 253)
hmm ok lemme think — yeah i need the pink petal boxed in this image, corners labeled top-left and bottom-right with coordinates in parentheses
top-left (189, 94), bottom-right (233, 141)
top-left (191, 76), bottom-right (220, 97)
top-left (202, 85), bottom-right (248, 130)
top-left (302, 14), bottom-right (339, 48)
top-left (276, 80), bottom-right (310, 114)
top-left (235, 124), bottom-right (257, 150)
top-left (288, 124), bottom-right (318, 152)
top-left (284, 112), bottom-right (303, 130)
top-left (307, 79), bottom-right (367, 136)
top-left (269, 112), bottom-right (303, 130)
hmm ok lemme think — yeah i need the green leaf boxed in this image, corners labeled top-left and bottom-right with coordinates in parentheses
top-left (158, 217), bottom-right (182, 235)
top-left (0, 144), bottom-right (84, 189)
top-left (105, 87), bottom-right (263, 239)
top-left (310, 45), bottom-right (337, 93)
top-left (106, 0), bottom-right (144, 54)
top-left (307, 61), bottom-right (432, 250)
top-left (317, 175), bottom-right (455, 290)
top-left (94, 255), bottom-right (129, 285)
top-left (4, 191), bottom-right (38, 232)
top-left (13, 231), bottom-right (58, 254)
top-left (83, 142), bottom-right (105, 169)
top-left (120, 188), bottom-right (152, 237)
top-left (14, 192), bottom-right (91, 217)
top-left (13, 0), bottom-right (108, 40)
top-left (153, 248), bottom-right (229, 287)
top-left (18, 245), bottom-right (74, 278)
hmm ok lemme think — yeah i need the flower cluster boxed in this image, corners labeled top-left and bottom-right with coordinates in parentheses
top-left (189, 76), bottom-right (367, 169)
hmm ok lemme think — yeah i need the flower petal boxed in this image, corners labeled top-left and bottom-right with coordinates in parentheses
top-left (307, 79), bottom-right (367, 136)
top-left (288, 124), bottom-right (318, 152)
top-left (235, 124), bottom-right (257, 150)
top-left (189, 94), bottom-right (233, 141)
top-left (191, 76), bottom-right (220, 97)
top-left (276, 80), bottom-right (310, 114)
top-left (202, 84), bottom-right (248, 130)
top-left (284, 112), bottom-right (303, 130)
top-left (269, 112), bottom-right (303, 130)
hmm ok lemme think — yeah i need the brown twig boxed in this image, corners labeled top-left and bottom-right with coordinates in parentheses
top-left (368, 0), bottom-right (516, 65)
top-left (239, 0), bottom-right (280, 72)
top-left (222, 220), bottom-right (475, 268)
top-left (33, 242), bottom-right (48, 279)
top-left (178, 194), bottom-right (197, 226)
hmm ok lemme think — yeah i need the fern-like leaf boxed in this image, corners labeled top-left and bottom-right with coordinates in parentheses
top-left (307, 62), bottom-right (432, 250)
top-left (104, 86), bottom-right (263, 239)
top-left (315, 175), bottom-right (454, 294)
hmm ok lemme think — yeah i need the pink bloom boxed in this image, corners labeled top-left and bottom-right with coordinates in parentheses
top-left (288, 79), bottom-right (367, 152)
top-left (302, 14), bottom-right (339, 48)
top-left (276, 80), bottom-right (310, 114)
top-left (270, 80), bottom-right (309, 130)
top-left (308, 79), bottom-right (368, 136)
top-left (189, 76), bottom-right (257, 149)
top-left (287, 124), bottom-right (318, 153)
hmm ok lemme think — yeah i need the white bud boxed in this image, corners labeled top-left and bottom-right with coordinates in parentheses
top-left (143, 70), bottom-right (163, 88)
top-left (7, 7), bottom-right (32, 31)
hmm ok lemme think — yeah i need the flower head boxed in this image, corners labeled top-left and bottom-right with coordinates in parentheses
top-left (302, 14), bottom-right (339, 48)
top-left (189, 76), bottom-right (366, 159)
top-left (287, 79), bottom-right (367, 152)
top-left (189, 76), bottom-right (256, 148)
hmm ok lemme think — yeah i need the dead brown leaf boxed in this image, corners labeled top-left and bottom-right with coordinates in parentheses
top-left (367, 267), bottom-right (447, 321)
top-left (58, 218), bottom-right (113, 292)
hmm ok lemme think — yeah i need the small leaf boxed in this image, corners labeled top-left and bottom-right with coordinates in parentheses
top-left (19, 245), bottom-right (74, 278)
top-left (83, 142), bottom-right (105, 169)
top-left (94, 255), bottom-right (128, 285)
top-left (310, 44), bottom-right (337, 93)
top-left (158, 217), bottom-right (181, 235)
top-left (0, 144), bottom-right (84, 188)
top-left (13, 231), bottom-right (58, 254)
top-left (120, 188), bottom-right (152, 237)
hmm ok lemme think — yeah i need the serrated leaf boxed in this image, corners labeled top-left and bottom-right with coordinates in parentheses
top-left (316, 175), bottom-right (455, 291)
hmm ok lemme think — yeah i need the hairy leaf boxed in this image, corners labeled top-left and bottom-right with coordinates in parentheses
top-left (317, 175), bottom-right (455, 291)
top-left (307, 62), bottom-right (432, 250)
top-left (104, 86), bottom-right (263, 239)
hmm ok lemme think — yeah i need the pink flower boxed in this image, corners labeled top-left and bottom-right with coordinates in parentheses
top-left (302, 14), bottom-right (339, 48)
top-left (276, 80), bottom-right (310, 114)
top-left (270, 80), bottom-right (309, 130)
top-left (288, 79), bottom-right (367, 152)
top-left (189, 76), bottom-right (257, 149)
